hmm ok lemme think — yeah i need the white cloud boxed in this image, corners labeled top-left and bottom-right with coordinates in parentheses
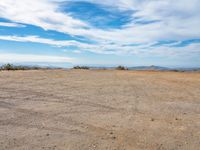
top-left (0, 0), bottom-right (89, 34)
top-left (0, 0), bottom-right (200, 55)
top-left (73, 50), bottom-right (82, 54)
top-left (0, 35), bottom-right (199, 58)
top-left (0, 22), bottom-right (25, 27)
top-left (0, 53), bottom-right (75, 63)
top-left (0, 35), bottom-right (95, 49)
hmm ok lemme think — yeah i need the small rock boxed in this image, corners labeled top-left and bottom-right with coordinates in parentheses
top-left (112, 136), bottom-right (116, 140)
top-left (151, 118), bottom-right (155, 121)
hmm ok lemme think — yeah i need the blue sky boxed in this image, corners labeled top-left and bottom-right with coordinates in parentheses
top-left (0, 0), bottom-right (200, 67)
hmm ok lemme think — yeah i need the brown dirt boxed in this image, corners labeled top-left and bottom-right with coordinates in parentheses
top-left (0, 70), bottom-right (199, 150)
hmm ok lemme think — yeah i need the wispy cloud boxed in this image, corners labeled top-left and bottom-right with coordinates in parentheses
top-left (0, 35), bottom-right (90, 47)
top-left (0, 53), bottom-right (75, 63)
top-left (0, 0), bottom-right (89, 34)
top-left (0, 35), bottom-right (103, 54)
top-left (1, 0), bottom-right (199, 44)
top-left (0, 0), bottom-right (200, 67)
top-left (0, 35), bottom-right (199, 59)
top-left (0, 22), bottom-right (25, 27)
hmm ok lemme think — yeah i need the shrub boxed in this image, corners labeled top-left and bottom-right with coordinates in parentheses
top-left (0, 64), bottom-right (42, 71)
top-left (115, 66), bottom-right (128, 70)
top-left (1, 63), bottom-right (14, 70)
top-left (73, 66), bottom-right (90, 70)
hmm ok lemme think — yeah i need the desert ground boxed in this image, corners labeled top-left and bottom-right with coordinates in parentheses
top-left (0, 70), bottom-right (199, 150)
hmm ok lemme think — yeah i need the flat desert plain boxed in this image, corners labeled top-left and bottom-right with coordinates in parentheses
top-left (0, 70), bottom-right (199, 150)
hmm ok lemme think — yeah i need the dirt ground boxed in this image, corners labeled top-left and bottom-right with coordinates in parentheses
top-left (0, 70), bottom-right (199, 150)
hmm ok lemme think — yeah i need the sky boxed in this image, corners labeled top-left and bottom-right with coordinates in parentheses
top-left (0, 0), bottom-right (200, 68)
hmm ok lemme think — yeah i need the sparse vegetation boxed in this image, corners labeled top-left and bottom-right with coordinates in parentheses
top-left (1, 63), bottom-right (14, 70)
top-left (115, 66), bottom-right (128, 70)
top-left (0, 63), bottom-right (41, 71)
top-left (73, 66), bottom-right (90, 70)
top-left (171, 69), bottom-right (185, 72)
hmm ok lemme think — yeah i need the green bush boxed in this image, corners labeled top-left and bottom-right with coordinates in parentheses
top-left (1, 63), bottom-right (14, 70)
top-left (115, 66), bottom-right (128, 70)
top-left (73, 66), bottom-right (90, 70)
top-left (0, 64), bottom-right (41, 71)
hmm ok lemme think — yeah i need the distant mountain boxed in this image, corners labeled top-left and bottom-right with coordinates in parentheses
top-left (128, 65), bottom-right (170, 71)
top-left (89, 65), bottom-right (200, 71)
top-left (172, 67), bottom-right (200, 72)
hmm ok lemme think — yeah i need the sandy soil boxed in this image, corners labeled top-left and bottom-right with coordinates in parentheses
top-left (0, 70), bottom-right (199, 150)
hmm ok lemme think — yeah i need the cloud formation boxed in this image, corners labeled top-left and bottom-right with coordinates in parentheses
top-left (0, 0), bottom-right (200, 60)
top-left (0, 35), bottom-right (199, 58)
top-left (0, 22), bottom-right (25, 27)
top-left (0, 53), bottom-right (75, 63)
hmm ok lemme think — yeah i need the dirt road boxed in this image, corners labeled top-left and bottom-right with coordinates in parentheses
top-left (0, 70), bottom-right (199, 150)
